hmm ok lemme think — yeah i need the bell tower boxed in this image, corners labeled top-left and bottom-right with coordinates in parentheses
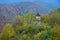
top-left (36, 13), bottom-right (41, 25)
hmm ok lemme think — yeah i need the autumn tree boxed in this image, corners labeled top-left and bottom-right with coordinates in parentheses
top-left (1, 24), bottom-right (16, 40)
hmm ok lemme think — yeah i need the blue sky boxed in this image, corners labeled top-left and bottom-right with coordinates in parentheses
top-left (0, 0), bottom-right (60, 4)
top-left (0, 0), bottom-right (60, 5)
top-left (0, 0), bottom-right (60, 11)
top-left (0, 0), bottom-right (37, 3)
top-left (0, 0), bottom-right (60, 7)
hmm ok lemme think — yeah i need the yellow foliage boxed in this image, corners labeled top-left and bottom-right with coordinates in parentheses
top-left (27, 12), bottom-right (35, 21)
top-left (51, 25), bottom-right (60, 40)
top-left (23, 21), bottom-right (28, 27)
top-left (41, 14), bottom-right (49, 23)
top-left (1, 24), bottom-right (16, 40)
top-left (14, 16), bottom-right (24, 23)
top-left (14, 25), bottom-right (21, 32)
top-left (37, 32), bottom-right (42, 37)
top-left (34, 32), bottom-right (42, 38)
top-left (23, 34), bottom-right (27, 38)
top-left (23, 34), bottom-right (30, 40)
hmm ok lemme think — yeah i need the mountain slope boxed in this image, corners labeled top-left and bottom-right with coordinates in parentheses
top-left (0, 2), bottom-right (44, 23)
top-left (0, 2), bottom-right (44, 31)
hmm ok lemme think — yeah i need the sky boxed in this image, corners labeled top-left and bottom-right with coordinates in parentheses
top-left (0, 0), bottom-right (37, 3)
top-left (0, 0), bottom-right (60, 11)
top-left (0, 0), bottom-right (60, 6)
top-left (0, 0), bottom-right (60, 4)
top-left (0, 0), bottom-right (60, 5)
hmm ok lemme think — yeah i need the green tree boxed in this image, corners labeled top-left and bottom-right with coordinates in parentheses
top-left (1, 24), bottom-right (16, 40)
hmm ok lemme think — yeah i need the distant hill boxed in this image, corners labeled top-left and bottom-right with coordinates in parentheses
top-left (0, 2), bottom-right (45, 23)
top-left (0, 2), bottom-right (60, 31)
top-left (0, 2), bottom-right (45, 31)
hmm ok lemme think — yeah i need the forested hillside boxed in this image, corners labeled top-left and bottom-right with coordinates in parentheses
top-left (0, 9), bottom-right (60, 40)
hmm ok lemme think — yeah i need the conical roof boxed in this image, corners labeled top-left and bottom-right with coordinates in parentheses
top-left (36, 13), bottom-right (40, 16)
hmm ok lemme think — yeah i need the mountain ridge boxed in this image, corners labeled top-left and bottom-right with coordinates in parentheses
top-left (0, 2), bottom-right (43, 23)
